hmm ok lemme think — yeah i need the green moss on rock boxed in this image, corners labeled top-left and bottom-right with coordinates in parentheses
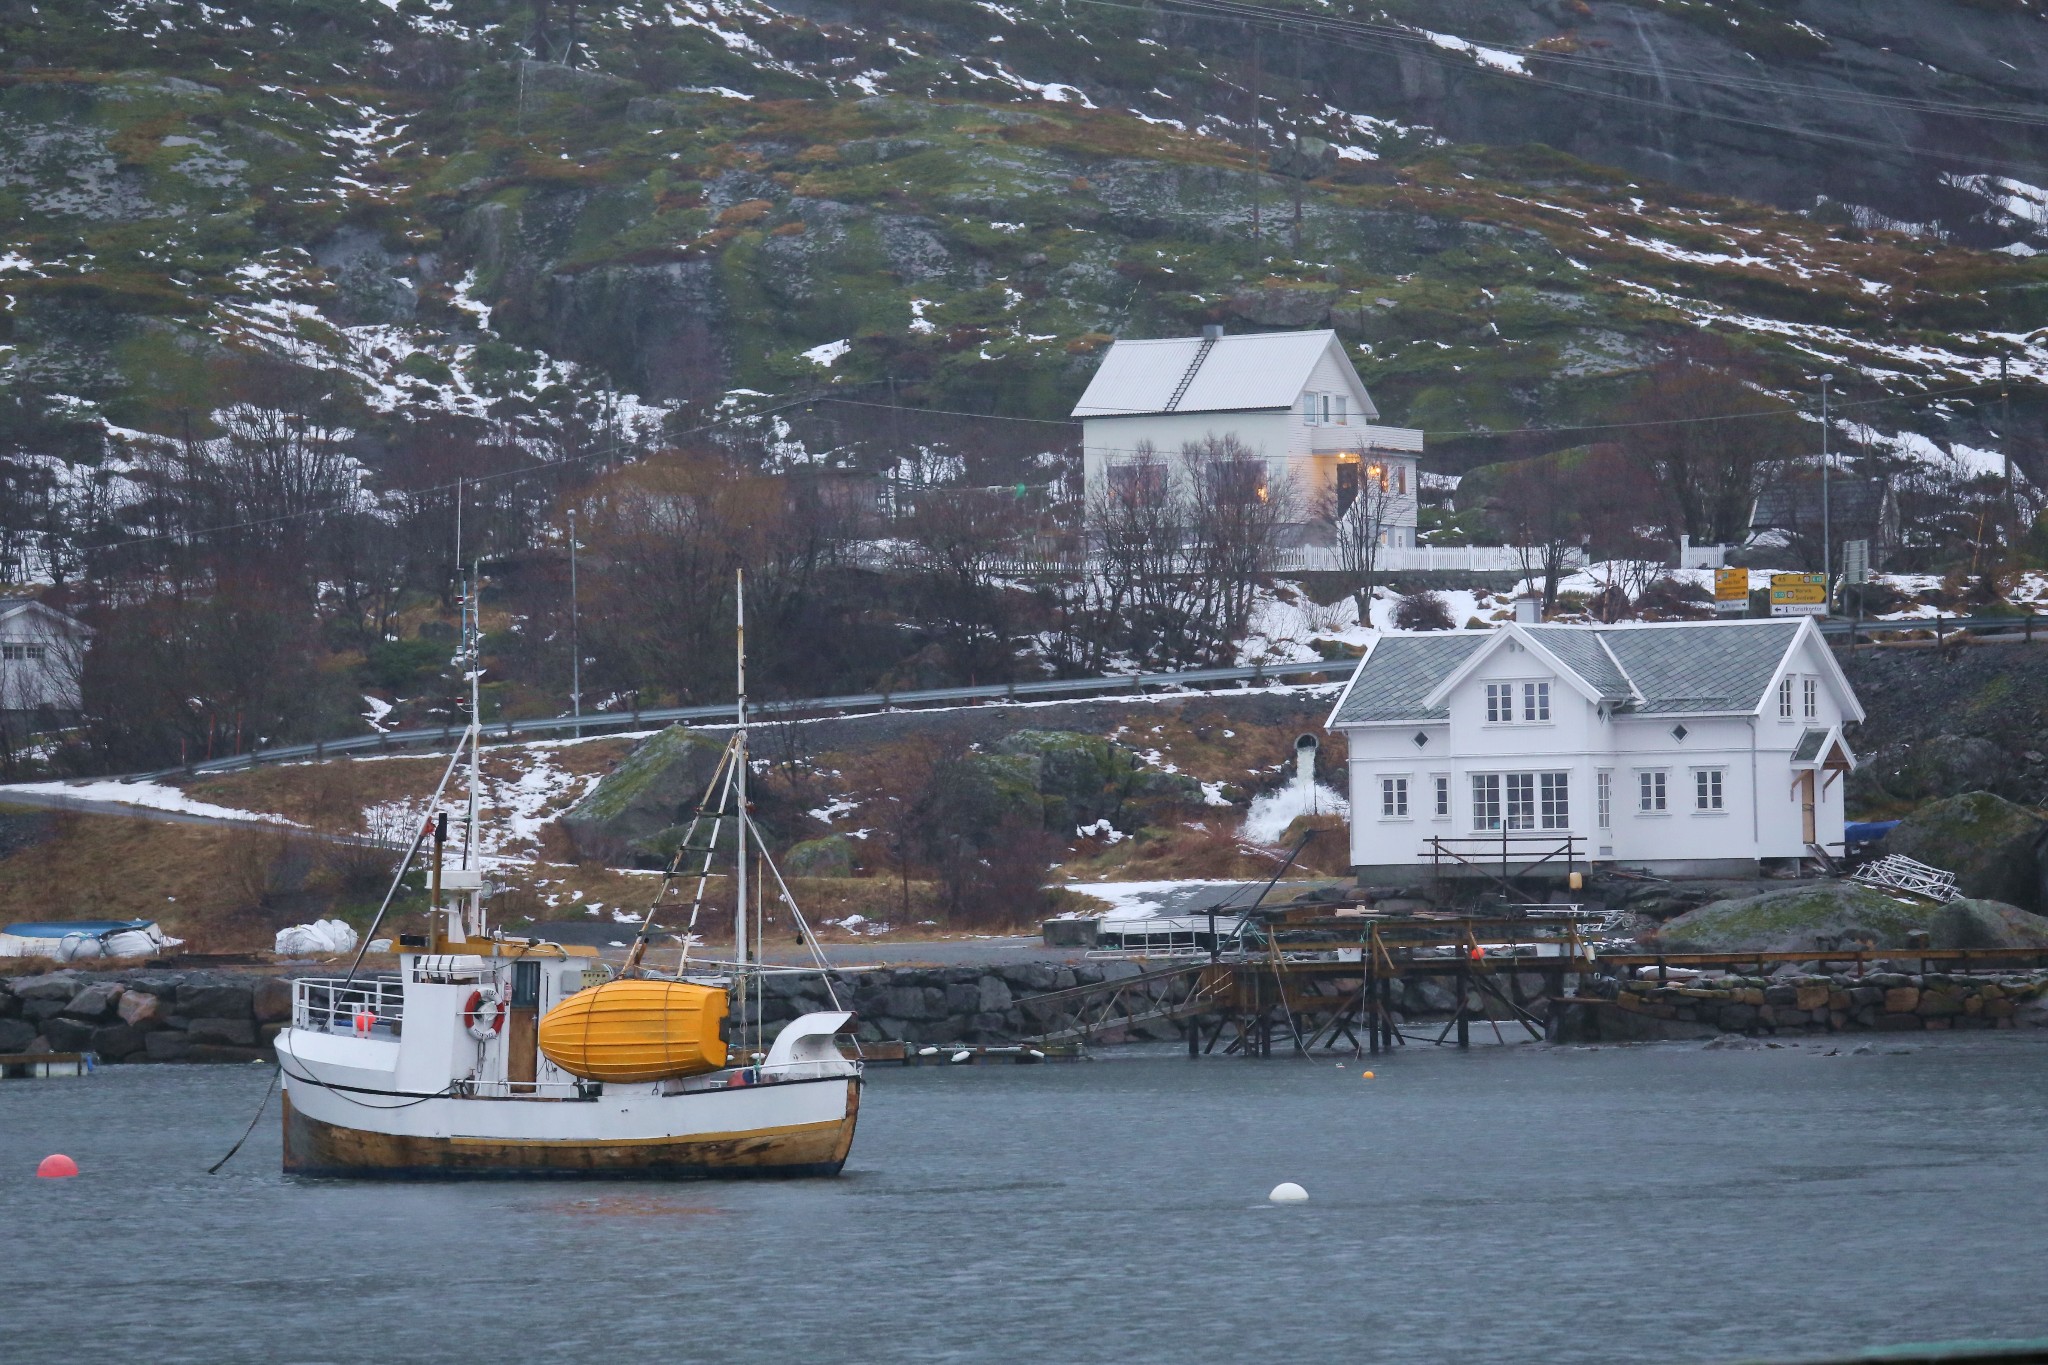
top-left (1657, 882), bottom-right (1942, 953)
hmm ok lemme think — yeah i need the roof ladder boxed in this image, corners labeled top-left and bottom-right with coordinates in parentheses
top-left (1161, 335), bottom-right (1216, 413)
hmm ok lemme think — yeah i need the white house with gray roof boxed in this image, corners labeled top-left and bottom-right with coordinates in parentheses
top-left (1325, 618), bottom-right (1861, 882)
top-left (1071, 327), bottom-right (1424, 542)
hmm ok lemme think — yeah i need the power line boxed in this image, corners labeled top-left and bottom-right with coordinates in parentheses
top-left (1070, 0), bottom-right (2048, 178)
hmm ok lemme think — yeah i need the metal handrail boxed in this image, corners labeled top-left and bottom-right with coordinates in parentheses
top-left (294, 976), bottom-right (406, 1032)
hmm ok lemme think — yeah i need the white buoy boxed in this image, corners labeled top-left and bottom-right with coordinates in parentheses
top-left (1268, 1182), bottom-right (1308, 1205)
top-left (950, 1050), bottom-right (972, 1064)
top-left (917, 1046), bottom-right (939, 1057)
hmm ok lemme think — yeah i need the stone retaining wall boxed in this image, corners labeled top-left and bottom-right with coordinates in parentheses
top-left (0, 962), bottom-right (1190, 1062)
top-left (1576, 969), bottom-right (2048, 1040)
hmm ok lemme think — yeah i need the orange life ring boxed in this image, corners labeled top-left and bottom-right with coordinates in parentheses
top-left (463, 986), bottom-right (507, 1040)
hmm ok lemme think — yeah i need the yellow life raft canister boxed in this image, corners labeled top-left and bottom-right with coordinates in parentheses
top-left (537, 979), bottom-right (729, 1082)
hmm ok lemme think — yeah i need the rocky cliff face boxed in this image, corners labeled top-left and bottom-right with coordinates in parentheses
top-left (4, 0), bottom-right (2046, 503)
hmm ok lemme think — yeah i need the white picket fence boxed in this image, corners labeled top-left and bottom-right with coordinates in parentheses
top-left (1269, 545), bottom-right (1588, 573)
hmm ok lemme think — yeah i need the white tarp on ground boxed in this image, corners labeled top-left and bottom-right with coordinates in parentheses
top-left (0, 922), bottom-right (183, 960)
top-left (274, 919), bottom-right (359, 955)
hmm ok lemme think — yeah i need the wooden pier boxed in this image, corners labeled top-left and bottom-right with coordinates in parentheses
top-left (1019, 909), bottom-right (2048, 1057)
top-left (1, 1051), bottom-right (96, 1079)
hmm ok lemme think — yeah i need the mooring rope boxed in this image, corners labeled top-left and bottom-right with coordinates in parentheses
top-left (206, 1064), bottom-right (281, 1175)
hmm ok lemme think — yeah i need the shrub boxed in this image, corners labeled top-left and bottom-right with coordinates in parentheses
top-left (1393, 590), bottom-right (1453, 631)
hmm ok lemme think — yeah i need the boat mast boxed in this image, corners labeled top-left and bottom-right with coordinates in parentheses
top-left (734, 569), bottom-right (748, 1051)
top-left (465, 563), bottom-right (485, 940)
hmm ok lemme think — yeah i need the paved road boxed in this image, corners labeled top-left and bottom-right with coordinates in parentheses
top-left (0, 788), bottom-right (296, 833)
top-left (522, 922), bottom-right (1093, 967)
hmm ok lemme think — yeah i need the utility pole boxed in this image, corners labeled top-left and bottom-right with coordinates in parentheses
top-left (2001, 352), bottom-right (2015, 528)
top-left (1820, 374), bottom-right (1833, 588)
top-left (1249, 27), bottom-right (1262, 246)
top-left (567, 506), bottom-right (581, 738)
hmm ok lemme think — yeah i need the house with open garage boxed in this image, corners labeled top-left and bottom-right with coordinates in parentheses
top-left (1071, 326), bottom-right (1424, 546)
top-left (1325, 618), bottom-right (1861, 883)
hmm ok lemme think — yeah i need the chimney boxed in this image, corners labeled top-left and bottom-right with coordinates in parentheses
top-left (1201, 324), bottom-right (1224, 341)
top-left (1513, 594), bottom-right (1542, 624)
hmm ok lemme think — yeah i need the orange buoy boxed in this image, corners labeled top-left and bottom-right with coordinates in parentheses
top-left (37, 1154), bottom-right (78, 1179)
top-left (1361, 1071), bottom-right (1375, 1079)
top-left (1469, 946), bottom-right (1484, 961)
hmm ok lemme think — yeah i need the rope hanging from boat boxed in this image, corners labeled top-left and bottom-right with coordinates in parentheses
top-left (205, 1065), bottom-right (280, 1174)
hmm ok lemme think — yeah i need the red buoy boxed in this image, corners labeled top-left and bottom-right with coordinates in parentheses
top-left (37, 1154), bottom-right (78, 1179)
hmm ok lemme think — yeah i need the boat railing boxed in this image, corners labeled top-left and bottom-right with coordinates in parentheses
top-left (455, 1078), bottom-right (598, 1100)
top-left (294, 977), bottom-right (406, 1035)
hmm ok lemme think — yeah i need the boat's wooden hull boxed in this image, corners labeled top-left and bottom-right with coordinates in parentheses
top-left (281, 1079), bottom-right (860, 1180)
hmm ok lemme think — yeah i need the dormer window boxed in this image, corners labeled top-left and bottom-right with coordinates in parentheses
top-left (1299, 392), bottom-right (1348, 426)
top-left (1484, 679), bottom-right (1551, 724)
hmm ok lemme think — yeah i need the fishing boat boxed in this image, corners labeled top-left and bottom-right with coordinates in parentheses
top-left (276, 572), bottom-right (861, 1178)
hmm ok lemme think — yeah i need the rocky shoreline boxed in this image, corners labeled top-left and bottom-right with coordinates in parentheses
top-left (7, 960), bottom-right (2048, 1065)
top-left (1570, 968), bottom-right (2048, 1041)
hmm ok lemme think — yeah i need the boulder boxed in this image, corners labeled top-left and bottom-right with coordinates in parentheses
top-left (143, 1031), bottom-right (197, 1062)
top-left (61, 982), bottom-right (125, 1021)
top-left (990, 729), bottom-right (1201, 831)
top-left (252, 977), bottom-right (294, 1024)
top-left (1885, 792), bottom-right (2047, 911)
top-left (117, 989), bottom-right (168, 1028)
top-left (559, 725), bottom-right (730, 865)
top-left (1656, 882), bottom-right (1946, 954)
top-left (976, 974), bottom-right (1013, 1013)
top-left (186, 1018), bottom-right (258, 1047)
top-left (42, 1016), bottom-right (96, 1051)
top-left (783, 836), bottom-right (855, 879)
top-left (90, 1023), bottom-right (147, 1061)
top-left (0, 982), bottom-right (17, 1017)
top-left (10, 971), bottom-right (85, 1004)
top-left (0, 1017), bottom-right (38, 1051)
top-left (1928, 899), bottom-right (2048, 950)
top-left (177, 978), bottom-right (254, 1020)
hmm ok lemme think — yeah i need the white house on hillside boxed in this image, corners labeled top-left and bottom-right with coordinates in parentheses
top-left (1072, 327), bottom-right (1425, 545)
top-left (1326, 618), bottom-right (1860, 882)
top-left (0, 598), bottom-right (89, 733)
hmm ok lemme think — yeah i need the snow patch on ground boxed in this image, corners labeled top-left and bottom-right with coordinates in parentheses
top-left (0, 779), bottom-right (299, 825)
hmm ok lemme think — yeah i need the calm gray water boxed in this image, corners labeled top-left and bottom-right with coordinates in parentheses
top-left (6, 1035), bottom-right (2048, 1364)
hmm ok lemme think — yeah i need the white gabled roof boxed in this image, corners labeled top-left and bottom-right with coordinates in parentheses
top-left (1070, 329), bottom-right (1376, 419)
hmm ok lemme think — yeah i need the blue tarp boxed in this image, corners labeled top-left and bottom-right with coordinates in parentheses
top-left (1844, 821), bottom-right (1900, 851)
top-left (2, 919), bottom-right (155, 938)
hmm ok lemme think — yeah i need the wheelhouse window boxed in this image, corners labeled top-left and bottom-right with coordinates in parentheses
top-left (1638, 770), bottom-right (1668, 813)
top-left (1695, 768), bottom-right (1725, 812)
top-left (1381, 776), bottom-right (1409, 818)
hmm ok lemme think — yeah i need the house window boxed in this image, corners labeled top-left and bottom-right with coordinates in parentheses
top-left (1394, 464), bottom-right (1406, 495)
top-left (1522, 681), bottom-right (1550, 722)
top-left (1209, 459), bottom-right (1266, 503)
top-left (1778, 677), bottom-right (1794, 719)
top-left (1638, 770), bottom-right (1668, 813)
top-left (1596, 771), bottom-right (1612, 830)
top-left (1107, 461), bottom-right (1167, 504)
top-left (1539, 772), bottom-right (1570, 829)
top-left (1432, 775), bottom-right (1450, 818)
top-left (1301, 392), bottom-right (1321, 426)
top-left (0, 643), bottom-right (45, 661)
top-left (1471, 773), bottom-right (1501, 830)
top-left (1329, 394), bottom-right (1347, 426)
top-left (1485, 682), bottom-right (1513, 723)
top-left (1504, 773), bottom-right (1535, 830)
top-left (1381, 776), bottom-right (1409, 818)
top-left (1695, 768), bottom-right (1725, 812)
top-left (1803, 677), bottom-right (1818, 720)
